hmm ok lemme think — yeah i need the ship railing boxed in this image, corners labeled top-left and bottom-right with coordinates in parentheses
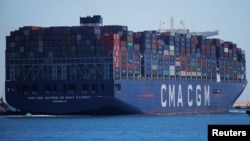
top-left (116, 73), bottom-right (246, 83)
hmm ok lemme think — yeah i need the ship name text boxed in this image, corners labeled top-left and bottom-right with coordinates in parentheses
top-left (161, 84), bottom-right (210, 107)
top-left (27, 95), bottom-right (91, 103)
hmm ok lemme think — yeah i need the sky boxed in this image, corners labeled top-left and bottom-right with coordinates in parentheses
top-left (0, 0), bottom-right (249, 102)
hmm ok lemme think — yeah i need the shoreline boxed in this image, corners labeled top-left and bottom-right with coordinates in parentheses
top-left (233, 101), bottom-right (250, 109)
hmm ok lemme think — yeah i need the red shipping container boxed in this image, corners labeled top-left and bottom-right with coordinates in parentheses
top-left (114, 61), bottom-right (121, 68)
top-left (207, 72), bottom-right (211, 77)
top-left (233, 44), bottom-right (237, 53)
top-left (152, 44), bottom-right (157, 50)
top-left (127, 36), bottom-right (133, 42)
top-left (157, 40), bottom-right (164, 46)
top-left (211, 45), bottom-right (216, 50)
top-left (151, 39), bottom-right (157, 44)
top-left (180, 56), bottom-right (186, 61)
top-left (127, 63), bottom-right (133, 69)
top-left (152, 70), bottom-right (158, 75)
top-left (164, 55), bottom-right (170, 60)
top-left (120, 41), bottom-right (127, 47)
top-left (114, 50), bottom-right (121, 57)
top-left (31, 26), bottom-right (40, 30)
top-left (114, 56), bottom-right (120, 62)
top-left (175, 33), bottom-right (181, 37)
top-left (191, 42), bottom-right (196, 48)
top-left (121, 63), bottom-right (127, 69)
top-left (120, 46), bottom-right (127, 52)
top-left (134, 44), bottom-right (140, 50)
top-left (186, 67), bottom-right (192, 72)
top-left (134, 55), bottom-right (140, 61)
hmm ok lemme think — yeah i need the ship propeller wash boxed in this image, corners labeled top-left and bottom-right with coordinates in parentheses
top-left (5, 15), bottom-right (247, 115)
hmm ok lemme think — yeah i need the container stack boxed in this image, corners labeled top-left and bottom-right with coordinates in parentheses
top-left (5, 15), bottom-right (246, 82)
top-left (102, 25), bottom-right (143, 79)
top-left (157, 39), bottom-right (164, 78)
top-left (126, 31), bottom-right (134, 77)
top-left (135, 31), bottom-right (154, 78)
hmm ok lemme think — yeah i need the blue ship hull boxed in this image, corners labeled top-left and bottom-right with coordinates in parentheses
top-left (5, 80), bottom-right (247, 115)
top-left (115, 80), bottom-right (247, 114)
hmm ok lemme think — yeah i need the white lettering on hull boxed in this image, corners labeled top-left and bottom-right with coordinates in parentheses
top-left (188, 85), bottom-right (193, 106)
top-left (169, 85), bottom-right (175, 107)
top-left (161, 84), bottom-right (167, 107)
top-left (177, 85), bottom-right (183, 107)
top-left (27, 95), bottom-right (91, 103)
top-left (161, 84), bottom-right (210, 107)
top-left (196, 85), bottom-right (201, 106)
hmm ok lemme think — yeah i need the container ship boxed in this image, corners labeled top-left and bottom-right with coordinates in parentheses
top-left (5, 15), bottom-right (247, 115)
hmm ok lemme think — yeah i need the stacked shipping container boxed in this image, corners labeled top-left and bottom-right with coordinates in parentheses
top-left (5, 16), bottom-right (246, 82)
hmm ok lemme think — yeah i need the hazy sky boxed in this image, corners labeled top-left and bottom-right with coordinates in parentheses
top-left (0, 0), bottom-right (249, 102)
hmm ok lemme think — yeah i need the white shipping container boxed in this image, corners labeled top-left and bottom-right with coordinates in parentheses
top-left (164, 50), bottom-right (169, 55)
top-left (170, 70), bottom-right (175, 76)
top-left (224, 48), bottom-right (228, 53)
top-left (238, 75), bottom-right (244, 79)
top-left (170, 45), bottom-right (175, 51)
top-left (186, 34), bottom-right (191, 39)
top-left (196, 72), bottom-right (201, 76)
top-left (176, 72), bottom-right (181, 76)
top-left (186, 72), bottom-right (192, 76)
top-left (192, 72), bottom-right (197, 76)
top-left (170, 65), bottom-right (175, 71)
top-left (175, 61), bottom-right (180, 66)
top-left (170, 50), bottom-right (175, 55)
top-left (151, 65), bottom-right (158, 70)
top-left (181, 71), bottom-right (186, 76)
top-left (241, 50), bottom-right (245, 54)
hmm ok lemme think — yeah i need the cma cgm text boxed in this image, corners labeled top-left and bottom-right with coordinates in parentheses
top-left (161, 84), bottom-right (210, 107)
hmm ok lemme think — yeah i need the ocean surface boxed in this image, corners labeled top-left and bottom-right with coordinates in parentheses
top-left (0, 109), bottom-right (249, 141)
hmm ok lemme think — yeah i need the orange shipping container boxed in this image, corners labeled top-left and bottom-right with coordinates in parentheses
top-left (127, 36), bottom-right (133, 42)
top-left (32, 26), bottom-right (40, 30)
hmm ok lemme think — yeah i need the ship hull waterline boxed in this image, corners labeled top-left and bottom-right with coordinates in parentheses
top-left (5, 79), bottom-right (247, 115)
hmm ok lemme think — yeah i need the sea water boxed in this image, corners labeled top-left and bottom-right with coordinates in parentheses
top-left (0, 110), bottom-right (249, 141)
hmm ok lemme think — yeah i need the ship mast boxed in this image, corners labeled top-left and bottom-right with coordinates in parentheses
top-left (158, 17), bottom-right (219, 37)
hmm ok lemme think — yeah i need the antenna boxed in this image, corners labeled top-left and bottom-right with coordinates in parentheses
top-left (180, 20), bottom-right (185, 29)
top-left (171, 17), bottom-right (174, 29)
top-left (159, 21), bottom-right (166, 33)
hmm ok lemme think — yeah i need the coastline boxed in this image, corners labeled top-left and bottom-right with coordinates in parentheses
top-left (233, 101), bottom-right (250, 109)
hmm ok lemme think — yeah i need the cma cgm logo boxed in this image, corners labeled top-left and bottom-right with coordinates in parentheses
top-left (161, 84), bottom-right (210, 107)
